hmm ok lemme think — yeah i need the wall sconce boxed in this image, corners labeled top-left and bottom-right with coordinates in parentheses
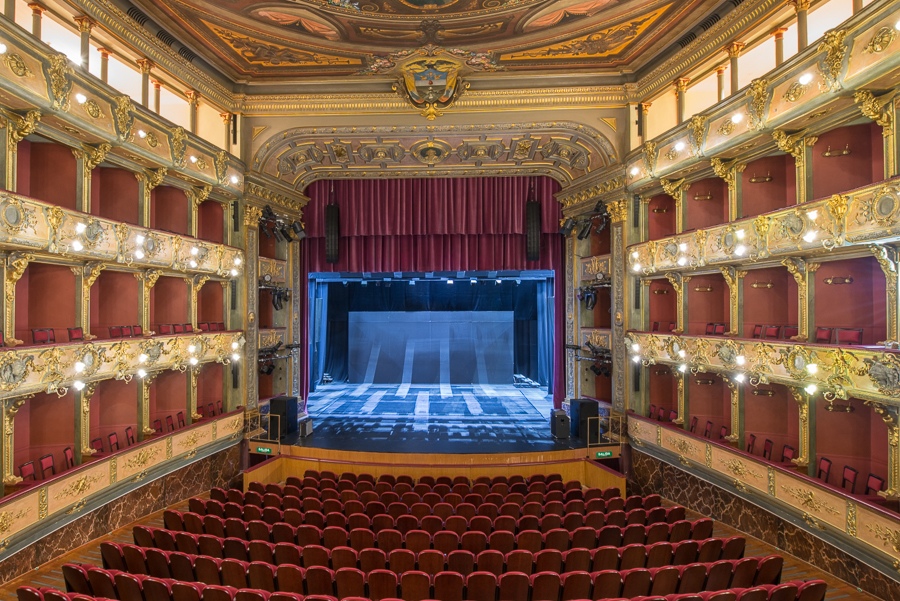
top-left (693, 192), bottom-right (713, 201)
top-left (825, 399), bottom-right (854, 412)
top-left (822, 144), bottom-right (851, 157)
top-left (652, 207), bottom-right (669, 213)
top-left (654, 369), bottom-right (670, 376)
top-left (750, 281), bottom-right (775, 289)
top-left (823, 276), bottom-right (853, 285)
top-left (748, 172), bottom-right (773, 183)
top-left (693, 286), bottom-right (713, 292)
top-left (694, 378), bottom-right (715, 385)
top-left (652, 289), bottom-right (669, 295)
top-left (752, 389), bottom-right (775, 396)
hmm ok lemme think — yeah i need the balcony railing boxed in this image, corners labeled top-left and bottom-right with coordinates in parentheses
top-left (627, 176), bottom-right (900, 275)
top-left (0, 330), bottom-right (245, 401)
top-left (0, 190), bottom-right (243, 276)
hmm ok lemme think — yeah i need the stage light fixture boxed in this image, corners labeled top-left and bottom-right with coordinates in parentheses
top-left (576, 220), bottom-right (593, 240)
top-left (447, 279), bottom-right (454, 285)
top-left (470, 278), bottom-right (477, 284)
top-left (291, 221), bottom-right (307, 240)
top-left (281, 226), bottom-right (294, 242)
top-left (261, 225), bottom-right (273, 238)
top-left (589, 364), bottom-right (603, 376)
top-left (273, 226), bottom-right (285, 242)
top-left (559, 218), bottom-right (575, 236)
top-left (585, 290), bottom-right (597, 310)
top-left (496, 279), bottom-right (502, 284)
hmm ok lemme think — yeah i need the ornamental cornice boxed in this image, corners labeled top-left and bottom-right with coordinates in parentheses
top-left (244, 180), bottom-right (308, 218)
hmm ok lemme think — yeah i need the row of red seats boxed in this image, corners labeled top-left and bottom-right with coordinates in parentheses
top-left (197, 495), bottom-right (652, 522)
top-left (261, 480), bottom-right (584, 498)
top-left (59, 558), bottom-right (801, 601)
top-left (116, 534), bottom-right (745, 576)
top-left (291, 473), bottom-right (565, 488)
top-left (143, 515), bottom-right (715, 554)
top-left (179, 503), bottom-right (684, 534)
top-left (217, 487), bottom-right (612, 509)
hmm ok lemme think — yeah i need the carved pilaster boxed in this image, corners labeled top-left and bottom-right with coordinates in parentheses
top-left (244, 205), bottom-right (261, 411)
top-left (136, 167), bottom-right (167, 228)
top-left (789, 386), bottom-right (816, 476)
top-left (720, 266), bottom-right (747, 336)
top-left (188, 366), bottom-right (201, 422)
top-left (664, 272), bottom-right (686, 334)
top-left (782, 258), bottom-right (818, 341)
top-left (75, 382), bottom-right (99, 463)
top-left (660, 179), bottom-right (690, 234)
top-left (4, 253), bottom-right (32, 346)
top-left (871, 245), bottom-right (900, 346)
top-left (609, 199), bottom-right (627, 414)
top-left (138, 371), bottom-right (160, 438)
top-left (717, 374), bottom-right (742, 446)
top-left (864, 401), bottom-right (900, 499)
top-left (855, 90), bottom-right (898, 179)
top-left (135, 270), bottom-right (162, 335)
top-left (2, 395), bottom-right (32, 487)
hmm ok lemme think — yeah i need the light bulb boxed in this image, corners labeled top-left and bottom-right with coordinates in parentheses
top-left (189, 357), bottom-right (198, 365)
top-left (231, 269), bottom-right (238, 276)
top-left (734, 374), bottom-right (745, 383)
top-left (135, 250), bottom-right (145, 259)
top-left (630, 167), bottom-right (640, 176)
top-left (231, 353), bottom-right (240, 361)
top-left (677, 257), bottom-right (687, 266)
top-left (74, 380), bottom-right (85, 390)
top-left (136, 235), bottom-right (145, 244)
top-left (72, 240), bottom-right (83, 251)
top-left (75, 222), bottom-right (86, 233)
top-left (803, 231), bottom-right (817, 243)
top-left (74, 361), bottom-right (85, 372)
top-left (678, 243), bottom-right (687, 251)
top-left (138, 130), bottom-right (147, 138)
top-left (632, 356), bottom-right (641, 363)
top-left (0, 44), bottom-right (7, 54)
top-left (447, 280), bottom-right (453, 284)
top-left (190, 260), bottom-right (198, 268)
top-left (234, 257), bottom-right (242, 266)
top-left (731, 113), bottom-right (743, 123)
top-left (678, 364), bottom-right (687, 373)
top-left (678, 349), bottom-right (686, 358)
top-left (736, 355), bottom-right (745, 365)
top-left (631, 343), bottom-right (640, 352)
top-left (806, 210), bottom-right (818, 220)
top-left (75, 93), bottom-right (86, 104)
top-left (230, 175), bottom-right (239, 184)
top-left (674, 142), bottom-right (685, 151)
top-left (633, 264), bottom-right (641, 272)
top-left (736, 229), bottom-right (745, 240)
top-left (190, 156), bottom-right (198, 163)
top-left (191, 247), bottom-right (199, 255)
top-left (735, 244), bottom-right (746, 255)
top-left (496, 279), bottom-right (502, 284)
top-left (799, 73), bottom-right (813, 85)
top-left (139, 353), bottom-right (148, 363)
top-left (188, 345), bottom-right (196, 353)
top-left (807, 363), bottom-right (818, 374)
top-left (805, 384), bottom-right (817, 394)
top-left (632, 251), bottom-right (639, 259)
top-left (232, 342), bottom-right (239, 350)
top-left (138, 369), bottom-right (147, 378)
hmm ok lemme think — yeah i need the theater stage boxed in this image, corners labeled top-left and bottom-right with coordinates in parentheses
top-left (286, 383), bottom-right (580, 453)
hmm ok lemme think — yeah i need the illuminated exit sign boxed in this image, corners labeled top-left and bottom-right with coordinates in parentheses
top-left (595, 451), bottom-right (613, 458)
top-left (254, 446), bottom-right (274, 454)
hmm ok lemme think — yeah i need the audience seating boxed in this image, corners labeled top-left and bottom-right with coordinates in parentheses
top-left (745, 435), bottom-right (755, 455)
top-left (813, 328), bottom-right (833, 344)
top-left (68, 327), bottom-right (85, 342)
top-left (841, 467), bottom-right (857, 495)
top-left (39, 454), bottom-right (55, 479)
top-left (833, 328), bottom-right (863, 346)
top-left (816, 458), bottom-right (831, 484)
top-left (32, 328), bottom-right (55, 344)
top-left (782, 327), bottom-right (798, 339)
top-left (866, 474), bottom-right (885, 496)
top-left (18, 461), bottom-right (35, 481)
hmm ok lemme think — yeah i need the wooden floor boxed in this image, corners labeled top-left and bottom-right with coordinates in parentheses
top-left (0, 496), bottom-right (882, 601)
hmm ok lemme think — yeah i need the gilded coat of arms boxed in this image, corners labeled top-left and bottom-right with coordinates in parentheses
top-left (393, 52), bottom-right (469, 120)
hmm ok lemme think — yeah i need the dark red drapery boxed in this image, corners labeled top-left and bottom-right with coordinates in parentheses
top-left (298, 176), bottom-right (565, 407)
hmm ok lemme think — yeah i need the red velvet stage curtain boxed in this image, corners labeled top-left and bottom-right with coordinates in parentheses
top-left (299, 176), bottom-right (565, 408)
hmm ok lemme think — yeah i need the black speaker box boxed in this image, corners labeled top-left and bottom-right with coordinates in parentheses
top-left (325, 204), bottom-right (340, 264)
top-left (550, 410), bottom-right (570, 439)
top-left (525, 200), bottom-right (541, 261)
top-left (570, 398), bottom-right (599, 441)
top-left (269, 395), bottom-right (299, 438)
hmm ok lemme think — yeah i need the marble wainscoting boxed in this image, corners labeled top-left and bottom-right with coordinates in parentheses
top-left (0, 444), bottom-right (242, 585)
top-left (628, 449), bottom-right (900, 600)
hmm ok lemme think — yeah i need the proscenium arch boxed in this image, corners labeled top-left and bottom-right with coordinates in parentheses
top-left (251, 121), bottom-right (619, 195)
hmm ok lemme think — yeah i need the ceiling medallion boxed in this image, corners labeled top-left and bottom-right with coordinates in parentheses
top-left (411, 140), bottom-right (452, 164)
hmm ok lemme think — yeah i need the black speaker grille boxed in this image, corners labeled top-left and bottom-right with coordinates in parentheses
top-left (325, 204), bottom-right (340, 264)
top-left (525, 200), bottom-right (541, 262)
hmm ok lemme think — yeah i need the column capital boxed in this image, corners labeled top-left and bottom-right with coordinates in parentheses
top-left (716, 65), bottom-right (727, 75)
top-left (137, 58), bottom-right (154, 74)
top-left (220, 112), bottom-right (231, 124)
top-left (772, 27), bottom-right (789, 39)
top-left (186, 89), bottom-right (201, 107)
top-left (151, 79), bottom-right (162, 89)
top-left (73, 15), bottom-right (94, 33)
top-left (640, 102), bottom-right (651, 114)
top-left (27, 3), bottom-right (45, 15)
top-left (725, 42), bottom-right (745, 58)
top-left (789, 0), bottom-right (810, 11)
top-left (97, 47), bottom-right (113, 57)
top-left (674, 78), bottom-right (690, 93)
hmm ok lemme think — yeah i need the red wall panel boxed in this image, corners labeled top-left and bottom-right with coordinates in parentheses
top-left (152, 186), bottom-right (189, 236)
top-left (648, 280), bottom-right (676, 329)
top-left (814, 257), bottom-right (883, 345)
top-left (741, 155), bottom-right (795, 218)
top-left (198, 201), bottom-right (224, 244)
top-left (742, 267), bottom-right (791, 337)
top-left (95, 168), bottom-right (140, 225)
top-left (93, 270), bottom-right (140, 339)
top-left (812, 124), bottom-right (881, 200)
top-left (647, 195), bottom-right (675, 241)
top-left (92, 379), bottom-right (137, 452)
top-left (685, 178), bottom-right (727, 231)
top-left (686, 274), bottom-right (728, 335)
top-left (151, 276), bottom-right (189, 329)
top-left (29, 143), bottom-right (77, 209)
top-left (199, 283), bottom-right (224, 325)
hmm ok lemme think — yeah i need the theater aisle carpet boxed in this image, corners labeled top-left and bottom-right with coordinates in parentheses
top-left (290, 383), bottom-right (573, 453)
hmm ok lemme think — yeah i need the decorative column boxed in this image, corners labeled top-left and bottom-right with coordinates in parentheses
top-left (639, 103), bottom-right (650, 144)
top-left (792, 0), bottom-right (810, 50)
top-left (188, 367), bottom-right (201, 423)
top-left (773, 29), bottom-right (788, 66)
top-left (870, 245), bottom-right (899, 346)
top-left (137, 59), bottom-right (153, 107)
top-left (4, 253), bottom-right (32, 346)
top-left (1, 396), bottom-right (32, 491)
top-left (608, 199), bottom-right (628, 414)
top-left (4, 0), bottom-right (13, 23)
top-left (74, 382), bottom-right (99, 464)
top-left (716, 66), bottom-right (726, 102)
top-left (73, 263), bottom-right (104, 341)
top-left (4, 110), bottom-right (41, 193)
top-left (152, 81), bottom-right (161, 114)
top-left (720, 266), bottom-right (747, 336)
top-left (718, 374), bottom-right (743, 447)
top-left (186, 91), bottom-right (200, 135)
top-left (782, 258), bottom-right (818, 342)
top-left (710, 157), bottom-right (745, 222)
top-left (726, 43), bottom-right (744, 95)
top-left (98, 48), bottom-right (111, 83)
top-left (73, 143), bottom-right (111, 214)
top-left (138, 371), bottom-right (159, 440)
top-left (674, 371), bottom-right (689, 428)
top-left (135, 270), bottom-right (162, 335)
top-left (675, 78), bottom-right (689, 125)
top-left (854, 90), bottom-right (897, 180)
top-left (187, 185), bottom-right (212, 238)
top-left (574, 222), bottom-right (594, 400)
top-left (853, 0), bottom-right (862, 13)
top-left (864, 402), bottom-right (899, 498)
top-left (28, 3), bottom-right (44, 38)
top-left (136, 167), bottom-right (167, 228)
top-left (773, 130), bottom-right (816, 204)
top-left (790, 386), bottom-right (817, 477)
top-left (661, 178), bottom-right (690, 234)
top-left (221, 113), bottom-right (231, 152)
top-left (243, 205), bottom-right (263, 412)
top-left (188, 275), bottom-right (210, 330)
top-left (73, 16), bottom-right (93, 69)
top-left (665, 273), bottom-right (687, 334)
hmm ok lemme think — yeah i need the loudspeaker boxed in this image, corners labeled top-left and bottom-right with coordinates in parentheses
top-left (325, 204), bottom-right (340, 264)
top-left (269, 395), bottom-right (299, 438)
top-left (298, 417), bottom-right (314, 438)
top-left (550, 410), bottom-right (570, 439)
top-left (570, 398), bottom-right (599, 441)
top-left (526, 200), bottom-right (541, 261)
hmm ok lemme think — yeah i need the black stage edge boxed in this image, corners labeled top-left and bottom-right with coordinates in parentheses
top-left (283, 383), bottom-right (585, 454)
